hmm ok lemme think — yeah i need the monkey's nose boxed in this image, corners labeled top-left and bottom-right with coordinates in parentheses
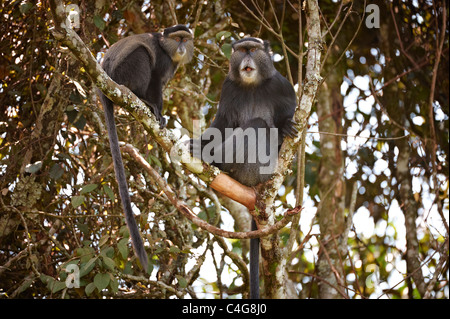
top-left (177, 47), bottom-right (186, 55)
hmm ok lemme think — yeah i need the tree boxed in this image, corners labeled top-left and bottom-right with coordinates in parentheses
top-left (0, 0), bottom-right (448, 299)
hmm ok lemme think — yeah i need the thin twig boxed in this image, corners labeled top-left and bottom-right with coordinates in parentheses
top-left (238, 0), bottom-right (299, 59)
top-left (389, 4), bottom-right (419, 69)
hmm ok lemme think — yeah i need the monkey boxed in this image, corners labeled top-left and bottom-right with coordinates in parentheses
top-left (191, 37), bottom-right (297, 298)
top-left (98, 25), bottom-right (194, 272)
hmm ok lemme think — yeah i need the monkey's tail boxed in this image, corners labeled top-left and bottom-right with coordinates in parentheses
top-left (99, 92), bottom-right (149, 272)
top-left (250, 219), bottom-right (260, 299)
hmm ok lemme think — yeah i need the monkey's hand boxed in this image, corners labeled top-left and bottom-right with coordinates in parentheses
top-left (157, 116), bottom-right (167, 128)
top-left (142, 100), bottom-right (166, 128)
top-left (282, 118), bottom-right (298, 139)
top-left (151, 106), bottom-right (166, 128)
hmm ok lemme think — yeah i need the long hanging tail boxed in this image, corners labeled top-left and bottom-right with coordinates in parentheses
top-left (250, 219), bottom-right (260, 299)
top-left (99, 92), bottom-right (149, 272)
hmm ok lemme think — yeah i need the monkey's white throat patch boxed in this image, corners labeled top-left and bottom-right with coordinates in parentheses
top-left (240, 67), bottom-right (258, 84)
top-left (173, 51), bottom-right (187, 63)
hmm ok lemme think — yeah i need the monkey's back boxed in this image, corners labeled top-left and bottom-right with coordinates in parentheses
top-left (100, 32), bottom-right (177, 111)
top-left (102, 33), bottom-right (159, 72)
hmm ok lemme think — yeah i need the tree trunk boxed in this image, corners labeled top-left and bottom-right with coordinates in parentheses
top-left (316, 69), bottom-right (347, 299)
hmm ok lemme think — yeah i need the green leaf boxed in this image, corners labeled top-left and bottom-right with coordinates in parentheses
top-left (80, 257), bottom-right (97, 277)
top-left (80, 183), bottom-right (97, 194)
top-left (20, 2), bottom-right (33, 14)
top-left (119, 225), bottom-right (130, 238)
top-left (82, 240), bottom-right (92, 247)
top-left (71, 195), bottom-right (85, 208)
top-left (118, 238), bottom-right (129, 259)
top-left (50, 280), bottom-right (66, 293)
top-left (103, 184), bottom-right (115, 201)
top-left (76, 223), bottom-right (89, 236)
top-left (123, 261), bottom-right (133, 274)
top-left (24, 161), bottom-right (42, 174)
top-left (74, 115), bottom-right (87, 130)
top-left (80, 247), bottom-right (95, 263)
top-left (49, 163), bottom-right (64, 180)
top-left (176, 275), bottom-right (188, 288)
top-left (69, 91), bottom-right (82, 104)
top-left (148, 155), bottom-right (162, 168)
top-left (98, 234), bottom-right (110, 247)
top-left (216, 31), bottom-right (231, 40)
top-left (101, 246), bottom-right (114, 258)
top-left (16, 278), bottom-right (34, 295)
top-left (169, 246), bottom-right (181, 254)
top-left (110, 278), bottom-right (119, 293)
top-left (93, 15), bottom-right (106, 31)
top-left (94, 273), bottom-right (110, 291)
top-left (221, 43), bottom-right (232, 60)
top-left (41, 274), bottom-right (66, 294)
top-left (40, 274), bottom-right (53, 285)
top-left (102, 256), bottom-right (116, 271)
top-left (85, 282), bottom-right (96, 296)
top-left (65, 109), bottom-right (78, 123)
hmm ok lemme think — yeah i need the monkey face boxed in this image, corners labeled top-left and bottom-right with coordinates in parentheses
top-left (162, 26), bottom-right (194, 64)
top-left (238, 55), bottom-right (259, 84)
top-left (171, 33), bottom-right (194, 63)
top-left (230, 38), bottom-right (275, 86)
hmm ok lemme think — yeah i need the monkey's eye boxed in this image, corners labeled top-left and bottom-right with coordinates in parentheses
top-left (239, 48), bottom-right (246, 53)
top-left (182, 38), bottom-right (187, 42)
top-left (250, 48), bottom-right (256, 52)
top-left (175, 37), bottom-right (181, 42)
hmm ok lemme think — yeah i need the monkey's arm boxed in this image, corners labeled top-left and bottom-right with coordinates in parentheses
top-left (190, 78), bottom-right (236, 158)
top-left (272, 73), bottom-right (298, 140)
top-left (189, 110), bottom-right (232, 169)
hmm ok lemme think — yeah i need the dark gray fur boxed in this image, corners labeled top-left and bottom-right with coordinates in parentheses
top-left (250, 219), bottom-right (260, 299)
top-left (192, 38), bottom-right (297, 298)
top-left (196, 38), bottom-right (296, 186)
top-left (98, 25), bottom-right (193, 272)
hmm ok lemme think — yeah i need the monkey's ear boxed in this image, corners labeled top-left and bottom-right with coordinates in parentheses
top-left (263, 40), bottom-right (273, 56)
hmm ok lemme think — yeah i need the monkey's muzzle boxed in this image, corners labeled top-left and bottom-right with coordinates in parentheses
top-left (173, 47), bottom-right (187, 63)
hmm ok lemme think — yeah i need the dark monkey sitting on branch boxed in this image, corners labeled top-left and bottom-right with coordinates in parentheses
top-left (98, 25), bottom-right (194, 272)
top-left (191, 37), bottom-right (297, 298)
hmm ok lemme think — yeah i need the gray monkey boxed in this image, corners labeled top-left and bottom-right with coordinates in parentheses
top-left (192, 37), bottom-right (297, 298)
top-left (98, 25), bottom-right (194, 272)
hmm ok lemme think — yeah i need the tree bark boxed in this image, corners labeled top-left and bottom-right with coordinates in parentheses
top-left (257, 0), bottom-right (323, 298)
top-left (316, 69), bottom-right (347, 299)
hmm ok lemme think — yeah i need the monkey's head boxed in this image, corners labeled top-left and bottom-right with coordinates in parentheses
top-left (229, 38), bottom-right (275, 86)
top-left (161, 25), bottom-right (194, 64)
